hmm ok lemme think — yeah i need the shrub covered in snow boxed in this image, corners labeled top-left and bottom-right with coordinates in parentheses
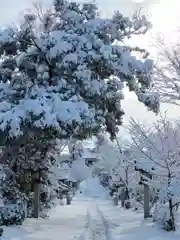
top-left (0, 165), bottom-right (27, 205)
top-left (152, 203), bottom-right (178, 231)
top-left (0, 203), bottom-right (26, 226)
top-left (0, 165), bottom-right (27, 225)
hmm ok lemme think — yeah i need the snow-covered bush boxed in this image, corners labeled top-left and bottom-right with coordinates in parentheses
top-left (131, 198), bottom-right (143, 211)
top-left (0, 203), bottom-right (26, 226)
top-left (0, 165), bottom-right (28, 224)
top-left (0, 165), bottom-right (27, 206)
top-left (152, 203), bottom-right (178, 231)
top-left (124, 199), bottom-right (131, 209)
top-left (152, 203), bottom-right (169, 226)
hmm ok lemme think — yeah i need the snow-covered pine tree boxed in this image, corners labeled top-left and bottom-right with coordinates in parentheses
top-left (0, 0), bottom-right (158, 143)
top-left (0, 135), bottom-right (60, 217)
top-left (0, 0), bottom-right (158, 221)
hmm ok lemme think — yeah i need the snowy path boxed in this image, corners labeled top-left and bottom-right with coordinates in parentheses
top-left (80, 203), bottom-right (112, 240)
top-left (2, 197), bottom-right (180, 240)
top-left (2, 199), bottom-right (89, 240)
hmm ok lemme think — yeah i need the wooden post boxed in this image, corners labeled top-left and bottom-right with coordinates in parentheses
top-left (32, 171), bottom-right (40, 218)
top-left (135, 167), bottom-right (152, 219)
top-left (120, 188), bottom-right (126, 207)
top-left (66, 193), bottom-right (71, 205)
top-left (141, 171), bottom-right (152, 218)
top-left (144, 184), bottom-right (150, 218)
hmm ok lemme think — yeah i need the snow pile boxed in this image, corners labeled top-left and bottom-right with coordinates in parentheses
top-left (78, 177), bottom-right (108, 199)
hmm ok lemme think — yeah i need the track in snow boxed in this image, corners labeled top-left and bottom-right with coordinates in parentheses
top-left (78, 205), bottom-right (113, 240)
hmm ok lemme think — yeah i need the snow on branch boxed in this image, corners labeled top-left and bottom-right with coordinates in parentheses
top-left (0, 0), bottom-right (158, 141)
top-left (127, 116), bottom-right (180, 202)
top-left (154, 34), bottom-right (180, 105)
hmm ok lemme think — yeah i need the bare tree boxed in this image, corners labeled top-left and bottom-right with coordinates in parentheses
top-left (127, 116), bottom-right (180, 231)
top-left (154, 33), bottom-right (180, 106)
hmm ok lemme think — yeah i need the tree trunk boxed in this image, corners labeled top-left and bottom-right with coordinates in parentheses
top-left (72, 187), bottom-right (76, 196)
top-left (121, 189), bottom-right (126, 207)
top-left (33, 182), bottom-right (40, 218)
top-left (168, 198), bottom-right (176, 231)
top-left (144, 184), bottom-right (150, 218)
top-left (66, 193), bottom-right (71, 205)
top-left (167, 172), bottom-right (175, 231)
top-left (125, 187), bottom-right (129, 200)
top-left (59, 191), bottom-right (63, 200)
top-left (120, 185), bottom-right (129, 208)
top-left (125, 169), bottom-right (129, 200)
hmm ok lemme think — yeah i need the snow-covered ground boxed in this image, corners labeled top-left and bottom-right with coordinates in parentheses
top-left (98, 201), bottom-right (180, 239)
top-left (2, 200), bottom-right (88, 240)
top-left (2, 177), bottom-right (180, 239)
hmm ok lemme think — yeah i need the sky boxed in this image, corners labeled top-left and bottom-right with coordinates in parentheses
top-left (0, 0), bottom-right (155, 25)
top-left (0, 0), bottom-right (180, 138)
